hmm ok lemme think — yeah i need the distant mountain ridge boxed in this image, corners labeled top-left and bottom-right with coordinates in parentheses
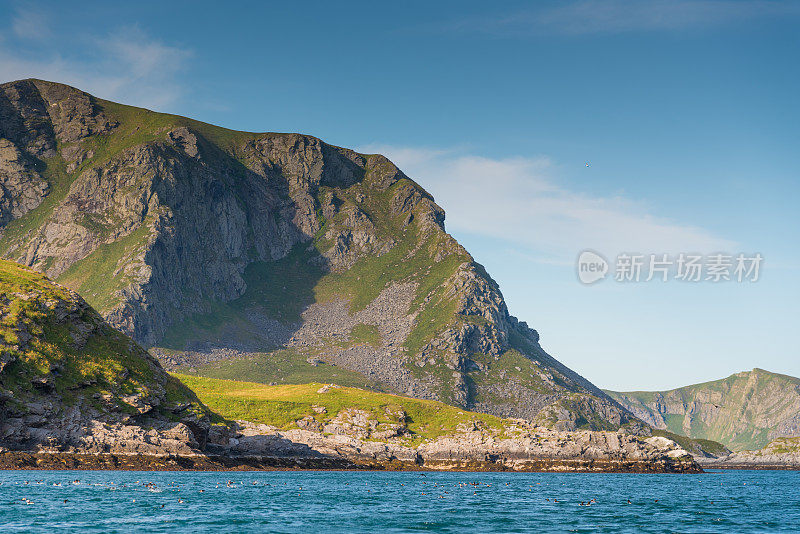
top-left (606, 369), bottom-right (800, 450)
top-left (0, 79), bottom-right (635, 430)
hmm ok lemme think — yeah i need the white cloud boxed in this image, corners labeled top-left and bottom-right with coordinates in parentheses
top-left (0, 11), bottom-right (191, 110)
top-left (84, 27), bottom-right (192, 109)
top-left (359, 144), bottom-right (736, 261)
top-left (446, 0), bottom-right (800, 36)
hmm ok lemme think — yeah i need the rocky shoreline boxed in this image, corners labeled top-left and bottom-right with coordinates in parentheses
top-left (697, 457), bottom-right (800, 470)
top-left (0, 451), bottom-right (701, 473)
top-left (0, 419), bottom-right (705, 473)
top-left (698, 462), bottom-right (800, 470)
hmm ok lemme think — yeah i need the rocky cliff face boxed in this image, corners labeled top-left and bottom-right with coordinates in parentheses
top-left (606, 369), bottom-right (800, 451)
top-left (0, 259), bottom-right (210, 454)
top-left (0, 79), bottom-right (633, 430)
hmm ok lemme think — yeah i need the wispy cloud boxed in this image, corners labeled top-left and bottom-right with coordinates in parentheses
top-left (0, 6), bottom-right (191, 110)
top-left (446, 0), bottom-right (800, 36)
top-left (11, 5), bottom-right (50, 41)
top-left (359, 144), bottom-right (736, 261)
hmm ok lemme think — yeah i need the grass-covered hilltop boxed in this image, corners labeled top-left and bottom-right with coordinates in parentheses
top-left (606, 369), bottom-right (800, 451)
top-left (0, 259), bottom-right (210, 454)
top-left (0, 78), bottom-right (634, 430)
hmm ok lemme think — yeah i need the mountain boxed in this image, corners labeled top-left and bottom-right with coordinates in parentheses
top-left (606, 369), bottom-right (800, 450)
top-left (0, 258), bottom-right (210, 454)
top-left (0, 78), bottom-right (634, 430)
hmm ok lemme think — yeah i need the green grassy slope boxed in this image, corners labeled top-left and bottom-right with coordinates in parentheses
top-left (174, 374), bottom-right (506, 443)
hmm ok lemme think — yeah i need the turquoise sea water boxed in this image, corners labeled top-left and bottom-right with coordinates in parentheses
top-left (0, 469), bottom-right (797, 533)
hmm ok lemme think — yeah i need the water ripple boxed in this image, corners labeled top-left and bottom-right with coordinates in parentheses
top-left (0, 470), bottom-right (797, 532)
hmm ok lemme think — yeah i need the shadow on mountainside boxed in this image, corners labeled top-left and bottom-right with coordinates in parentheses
top-left (156, 244), bottom-right (327, 353)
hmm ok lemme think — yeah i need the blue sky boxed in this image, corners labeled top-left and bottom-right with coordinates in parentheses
top-left (1, 0), bottom-right (798, 390)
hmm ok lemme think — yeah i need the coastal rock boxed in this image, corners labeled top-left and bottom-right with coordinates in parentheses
top-left (220, 419), bottom-right (699, 473)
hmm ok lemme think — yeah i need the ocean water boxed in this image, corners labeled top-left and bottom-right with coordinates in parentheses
top-left (0, 469), bottom-right (797, 533)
